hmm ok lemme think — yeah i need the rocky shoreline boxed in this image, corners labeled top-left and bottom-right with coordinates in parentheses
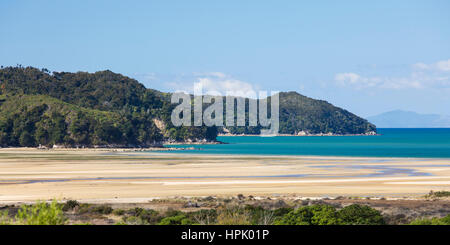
top-left (219, 131), bottom-right (379, 137)
top-left (28, 139), bottom-right (223, 151)
top-left (11, 131), bottom-right (380, 151)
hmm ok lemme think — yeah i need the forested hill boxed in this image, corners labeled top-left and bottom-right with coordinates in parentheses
top-left (279, 91), bottom-right (375, 135)
top-left (0, 66), bottom-right (216, 147)
top-left (222, 92), bottom-right (376, 135)
top-left (0, 66), bottom-right (375, 148)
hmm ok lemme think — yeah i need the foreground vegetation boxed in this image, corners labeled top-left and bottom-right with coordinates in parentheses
top-left (425, 190), bottom-right (450, 199)
top-left (1, 198), bottom-right (449, 225)
top-left (1, 200), bottom-right (66, 225)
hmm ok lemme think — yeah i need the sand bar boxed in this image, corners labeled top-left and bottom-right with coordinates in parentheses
top-left (0, 148), bottom-right (450, 203)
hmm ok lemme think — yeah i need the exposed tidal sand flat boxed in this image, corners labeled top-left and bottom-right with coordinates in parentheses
top-left (0, 148), bottom-right (450, 203)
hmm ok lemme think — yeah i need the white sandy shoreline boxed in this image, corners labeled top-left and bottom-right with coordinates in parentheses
top-left (3, 147), bottom-right (449, 161)
top-left (0, 148), bottom-right (450, 203)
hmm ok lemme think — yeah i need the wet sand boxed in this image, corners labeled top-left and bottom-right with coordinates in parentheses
top-left (0, 148), bottom-right (450, 203)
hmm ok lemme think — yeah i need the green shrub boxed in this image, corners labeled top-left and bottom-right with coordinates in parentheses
top-left (274, 204), bottom-right (341, 225)
top-left (158, 215), bottom-right (193, 225)
top-left (0, 210), bottom-right (11, 225)
top-left (274, 207), bottom-right (312, 225)
top-left (426, 190), bottom-right (450, 198)
top-left (119, 208), bottom-right (161, 225)
top-left (15, 200), bottom-right (66, 225)
top-left (77, 203), bottom-right (91, 214)
top-left (274, 204), bottom-right (385, 225)
top-left (409, 215), bottom-right (450, 225)
top-left (62, 200), bottom-right (80, 211)
top-left (127, 207), bottom-right (148, 216)
top-left (440, 215), bottom-right (450, 225)
top-left (121, 216), bottom-right (149, 225)
top-left (137, 209), bottom-right (160, 224)
top-left (91, 205), bottom-right (113, 215)
top-left (112, 209), bottom-right (125, 216)
top-left (310, 205), bottom-right (341, 225)
top-left (338, 204), bottom-right (385, 225)
top-left (272, 207), bottom-right (294, 217)
top-left (164, 209), bottom-right (183, 217)
top-left (409, 218), bottom-right (437, 225)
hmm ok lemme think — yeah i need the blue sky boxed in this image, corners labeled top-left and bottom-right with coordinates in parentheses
top-left (1, 0), bottom-right (450, 117)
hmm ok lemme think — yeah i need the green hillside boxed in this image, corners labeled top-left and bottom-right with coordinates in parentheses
top-left (222, 92), bottom-right (376, 135)
top-left (0, 93), bottom-right (162, 147)
top-left (277, 91), bottom-right (376, 135)
top-left (0, 66), bottom-right (375, 147)
top-left (0, 66), bottom-right (216, 147)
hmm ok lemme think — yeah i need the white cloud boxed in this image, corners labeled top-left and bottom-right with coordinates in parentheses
top-left (336, 59), bottom-right (450, 90)
top-left (132, 72), bottom-right (158, 87)
top-left (193, 77), bottom-right (257, 98)
top-left (413, 59), bottom-right (450, 72)
top-left (335, 73), bottom-right (361, 84)
top-left (335, 73), bottom-right (391, 88)
top-left (192, 72), bottom-right (227, 78)
top-left (335, 72), bottom-right (434, 89)
top-left (167, 72), bottom-right (258, 98)
top-left (436, 60), bottom-right (450, 72)
top-left (412, 62), bottom-right (429, 70)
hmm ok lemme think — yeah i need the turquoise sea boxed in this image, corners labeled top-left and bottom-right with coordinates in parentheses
top-left (163, 128), bottom-right (450, 158)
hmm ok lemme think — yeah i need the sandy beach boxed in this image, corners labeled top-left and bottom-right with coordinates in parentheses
top-left (1, 148), bottom-right (450, 204)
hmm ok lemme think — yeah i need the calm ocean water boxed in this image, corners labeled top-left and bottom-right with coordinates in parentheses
top-left (162, 128), bottom-right (450, 158)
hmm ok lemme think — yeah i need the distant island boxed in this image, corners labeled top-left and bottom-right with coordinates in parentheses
top-left (0, 66), bottom-right (375, 148)
top-left (367, 110), bottom-right (450, 128)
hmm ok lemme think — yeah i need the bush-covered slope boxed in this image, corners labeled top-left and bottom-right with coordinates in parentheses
top-left (223, 92), bottom-right (376, 135)
top-left (277, 92), bottom-right (376, 135)
top-left (0, 94), bottom-right (163, 147)
top-left (0, 66), bottom-right (216, 147)
top-left (0, 66), bottom-right (375, 147)
top-left (0, 66), bottom-right (167, 111)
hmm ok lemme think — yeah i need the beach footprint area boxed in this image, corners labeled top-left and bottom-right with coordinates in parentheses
top-left (1, 148), bottom-right (450, 203)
